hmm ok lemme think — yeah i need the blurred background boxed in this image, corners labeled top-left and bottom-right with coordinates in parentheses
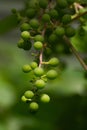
top-left (0, 0), bottom-right (87, 130)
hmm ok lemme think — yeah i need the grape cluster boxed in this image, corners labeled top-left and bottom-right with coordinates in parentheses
top-left (12, 0), bottom-right (87, 112)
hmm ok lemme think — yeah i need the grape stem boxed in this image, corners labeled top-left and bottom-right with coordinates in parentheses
top-left (63, 35), bottom-right (87, 71)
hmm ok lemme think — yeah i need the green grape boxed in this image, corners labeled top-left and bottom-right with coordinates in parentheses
top-left (34, 67), bottom-right (44, 76)
top-left (57, 0), bottom-right (68, 8)
top-left (26, 8), bottom-right (36, 18)
top-left (46, 70), bottom-right (57, 80)
top-left (11, 8), bottom-right (17, 14)
top-left (29, 102), bottom-right (39, 111)
top-left (48, 33), bottom-right (58, 44)
top-left (33, 41), bottom-right (43, 50)
top-left (24, 90), bottom-right (34, 99)
top-left (49, 57), bottom-right (59, 66)
top-left (62, 14), bottom-right (71, 24)
top-left (22, 64), bottom-right (32, 73)
top-left (49, 9), bottom-right (59, 20)
top-left (65, 26), bottom-right (76, 37)
top-left (42, 14), bottom-right (50, 23)
top-left (22, 40), bottom-right (32, 50)
top-left (35, 79), bottom-right (46, 89)
top-left (55, 26), bottom-right (65, 36)
top-left (20, 23), bottom-right (31, 31)
top-left (30, 62), bottom-right (38, 69)
top-left (39, 0), bottom-right (48, 9)
top-left (34, 35), bottom-right (44, 42)
top-left (21, 95), bottom-right (27, 102)
top-left (40, 94), bottom-right (50, 103)
top-left (29, 19), bottom-right (39, 29)
top-left (21, 31), bottom-right (31, 40)
top-left (17, 38), bottom-right (24, 48)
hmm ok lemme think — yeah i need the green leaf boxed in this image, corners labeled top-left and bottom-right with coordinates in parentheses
top-left (0, 15), bottom-right (18, 34)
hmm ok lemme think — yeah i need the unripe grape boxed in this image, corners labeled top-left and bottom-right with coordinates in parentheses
top-left (46, 70), bottom-right (57, 80)
top-left (24, 90), bottom-right (34, 99)
top-left (29, 19), bottom-right (39, 29)
top-left (21, 95), bottom-right (27, 102)
top-left (34, 35), bottom-right (44, 42)
top-left (30, 62), bottom-right (38, 69)
top-left (29, 102), bottom-right (39, 111)
top-left (49, 9), bottom-right (59, 19)
top-left (62, 14), bottom-right (71, 24)
top-left (48, 33), bottom-right (58, 44)
top-left (22, 41), bottom-right (32, 50)
top-left (33, 41), bottom-right (43, 50)
top-left (35, 79), bottom-right (45, 89)
top-left (55, 26), bottom-right (65, 36)
top-left (49, 57), bottom-right (59, 66)
top-left (34, 67), bottom-right (44, 76)
top-left (17, 38), bottom-right (24, 48)
top-left (20, 23), bottom-right (31, 31)
top-left (26, 8), bottom-right (36, 18)
top-left (40, 94), bottom-right (50, 103)
top-left (57, 0), bottom-right (68, 8)
top-left (22, 64), bottom-right (32, 73)
top-left (39, 0), bottom-right (48, 9)
top-left (42, 14), bottom-right (50, 23)
top-left (65, 26), bottom-right (76, 37)
top-left (21, 31), bottom-right (31, 40)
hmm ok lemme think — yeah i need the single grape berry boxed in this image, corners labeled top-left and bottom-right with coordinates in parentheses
top-left (42, 14), bottom-right (50, 23)
top-left (21, 31), bottom-right (31, 40)
top-left (65, 26), bottom-right (76, 37)
top-left (24, 90), bottom-right (34, 99)
top-left (49, 57), bottom-right (59, 66)
top-left (21, 95), bottom-right (27, 102)
top-left (26, 8), bottom-right (36, 18)
top-left (34, 35), bottom-right (44, 42)
top-left (57, 0), bottom-right (68, 8)
top-left (40, 94), bottom-right (50, 103)
top-left (20, 23), bottom-right (31, 31)
top-left (17, 38), bottom-right (24, 48)
top-left (22, 40), bottom-right (32, 50)
top-left (22, 64), bottom-right (32, 73)
top-left (49, 9), bottom-right (59, 20)
top-left (35, 79), bottom-right (46, 89)
top-left (46, 70), bottom-right (57, 80)
top-left (30, 62), bottom-right (38, 69)
top-left (34, 67), bottom-right (44, 76)
top-left (55, 26), bottom-right (65, 36)
top-left (29, 19), bottom-right (39, 29)
top-left (33, 41), bottom-right (43, 50)
top-left (39, 0), bottom-right (48, 9)
top-left (29, 102), bottom-right (39, 111)
top-left (62, 14), bottom-right (71, 24)
top-left (48, 33), bottom-right (58, 44)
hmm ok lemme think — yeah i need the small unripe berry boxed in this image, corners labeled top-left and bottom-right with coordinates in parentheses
top-left (57, 0), bottom-right (68, 8)
top-left (42, 14), bottom-right (50, 23)
top-left (33, 41), bottom-right (43, 50)
top-left (34, 35), bottom-right (44, 42)
top-left (29, 19), bottom-right (39, 29)
top-left (30, 62), bottom-right (38, 69)
top-left (49, 57), bottom-right (59, 66)
top-left (17, 38), bottom-right (24, 48)
top-left (46, 70), bottom-right (57, 80)
top-left (29, 102), bottom-right (39, 111)
top-left (48, 33), bottom-right (58, 44)
top-left (21, 95), bottom-right (27, 102)
top-left (20, 23), bottom-right (31, 31)
top-left (34, 67), bottom-right (44, 76)
top-left (22, 64), bottom-right (32, 73)
top-left (55, 26), bottom-right (65, 36)
top-left (35, 79), bottom-right (46, 89)
top-left (22, 41), bottom-right (32, 51)
top-left (49, 9), bottom-right (59, 19)
top-left (40, 94), bottom-right (50, 103)
top-left (24, 90), bottom-right (34, 99)
top-left (21, 31), bottom-right (31, 40)
top-left (39, 0), bottom-right (48, 9)
top-left (65, 26), bottom-right (76, 37)
top-left (26, 8), bottom-right (36, 18)
top-left (62, 14), bottom-right (71, 24)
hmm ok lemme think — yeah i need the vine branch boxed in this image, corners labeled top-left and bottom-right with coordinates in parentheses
top-left (63, 35), bottom-right (87, 71)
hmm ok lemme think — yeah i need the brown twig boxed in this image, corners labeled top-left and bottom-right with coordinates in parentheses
top-left (63, 35), bottom-right (87, 71)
